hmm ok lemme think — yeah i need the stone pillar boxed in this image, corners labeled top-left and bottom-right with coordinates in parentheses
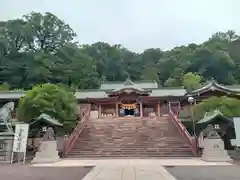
top-left (140, 102), bottom-right (143, 118)
top-left (98, 104), bottom-right (101, 118)
top-left (157, 101), bottom-right (160, 116)
top-left (116, 103), bottom-right (119, 118)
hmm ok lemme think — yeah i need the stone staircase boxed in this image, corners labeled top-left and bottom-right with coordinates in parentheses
top-left (67, 116), bottom-right (194, 158)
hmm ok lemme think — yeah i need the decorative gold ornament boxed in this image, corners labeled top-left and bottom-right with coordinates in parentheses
top-left (121, 103), bottom-right (136, 109)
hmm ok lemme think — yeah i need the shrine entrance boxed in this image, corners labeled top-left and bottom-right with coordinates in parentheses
top-left (124, 108), bottom-right (134, 116)
top-left (120, 102), bottom-right (139, 116)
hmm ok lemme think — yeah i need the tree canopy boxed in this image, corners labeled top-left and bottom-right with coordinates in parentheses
top-left (194, 96), bottom-right (240, 121)
top-left (0, 12), bottom-right (240, 90)
top-left (182, 72), bottom-right (201, 92)
top-left (17, 83), bottom-right (78, 132)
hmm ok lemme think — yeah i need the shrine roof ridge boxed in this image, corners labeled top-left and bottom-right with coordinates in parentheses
top-left (101, 80), bottom-right (157, 84)
top-left (188, 80), bottom-right (240, 96)
top-left (100, 79), bottom-right (159, 90)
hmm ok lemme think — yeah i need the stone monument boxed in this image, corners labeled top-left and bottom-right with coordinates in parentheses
top-left (32, 127), bottom-right (60, 163)
top-left (201, 124), bottom-right (232, 162)
top-left (0, 102), bottom-right (15, 162)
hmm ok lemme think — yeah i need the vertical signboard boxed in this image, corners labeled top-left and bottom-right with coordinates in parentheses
top-left (233, 117), bottom-right (240, 147)
top-left (11, 124), bottom-right (29, 164)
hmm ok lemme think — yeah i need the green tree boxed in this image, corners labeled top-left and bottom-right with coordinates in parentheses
top-left (23, 12), bottom-right (76, 53)
top-left (141, 66), bottom-right (160, 83)
top-left (0, 82), bottom-right (10, 91)
top-left (182, 72), bottom-right (201, 92)
top-left (164, 77), bottom-right (179, 87)
top-left (194, 96), bottom-right (240, 121)
top-left (56, 43), bottom-right (100, 89)
top-left (1, 11), bottom-right (240, 90)
top-left (17, 83), bottom-right (78, 132)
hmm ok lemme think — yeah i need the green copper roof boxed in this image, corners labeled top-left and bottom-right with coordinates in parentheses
top-left (75, 88), bottom-right (186, 99)
top-left (75, 91), bottom-right (108, 99)
top-left (35, 113), bottom-right (63, 127)
top-left (189, 80), bottom-right (240, 96)
top-left (1, 80), bottom-right (240, 100)
top-left (111, 85), bottom-right (145, 93)
top-left (197, 110), bottom-right (231, 124)
top-left (151, 88), bottom-right (186, 97)
top-left (100, 79), bottom-right (158, 90)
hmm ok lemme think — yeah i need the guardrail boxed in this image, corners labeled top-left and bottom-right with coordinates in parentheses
top-left (63, 107), bottom-right (90, 157)
top-left (168, 107), bottom-right (197, 156)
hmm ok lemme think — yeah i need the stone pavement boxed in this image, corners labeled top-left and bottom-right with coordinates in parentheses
top-left (82, 165), bottom-right (176, 180)
top-left (0, 164), bottom-right (92, 180)
top-left (166, 165), bottom-right (240, 180)
top-left (32, 158), bottom-right (233, 180)
top-left (32, 158), bottom-right (232, 167)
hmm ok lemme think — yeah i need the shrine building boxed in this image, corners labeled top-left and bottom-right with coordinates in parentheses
top-left (0, 79), bottom-right (240, 158)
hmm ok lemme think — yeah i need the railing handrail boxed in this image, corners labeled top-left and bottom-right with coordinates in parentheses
top-left (168, 107), bottom-right (197, 156)
top-left (63, 106), bottom-right (90, 157)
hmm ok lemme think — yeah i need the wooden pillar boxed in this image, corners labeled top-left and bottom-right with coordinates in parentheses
top-left (98, 104), bottom-right (101, 118)
top-left (140, 102), bottom-right (143, 118)
top-left (116, 103), bottom-right (119, 118)
top-left (157, 100), bottom-right (160, 116)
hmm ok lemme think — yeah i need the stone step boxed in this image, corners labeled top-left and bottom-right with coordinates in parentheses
top-left (68, 153), bottom-right (193, 157)
top-left (71, 145), bottom-right (191, 149)
top-left (70, 151), bottom-right (193, 154)
top-left (72, 141), bottom-right (189, 148)
top-left (67, 116), bottom-right (194, 158)
top-left (70, 149), bottom-right (192, 153)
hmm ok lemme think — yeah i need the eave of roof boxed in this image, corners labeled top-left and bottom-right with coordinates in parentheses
top-left (30, 113), bottom-right (63, 127)
top-left (1, 80), bottom-right (240, 100)
top-left (0, 91), bottom-right (25, 99)
top-left (197, 110), bottom-right (232, 124)
top-left (188, 80), bottom-right (240, 96)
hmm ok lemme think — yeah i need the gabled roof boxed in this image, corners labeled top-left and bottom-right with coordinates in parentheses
top-left (105, 78), bottom-right (152, 96)
top-left (30, 113), bottom-right (63, 127)
top-left (100, 79), bottom-right (158, 90)
top-left (197, 110), bottom-right (232, 124)
top-left (188, 80), bottom-right (240, 96)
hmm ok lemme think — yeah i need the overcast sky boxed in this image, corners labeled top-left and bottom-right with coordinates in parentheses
top-left (0, 0), bottom-right (239, 52)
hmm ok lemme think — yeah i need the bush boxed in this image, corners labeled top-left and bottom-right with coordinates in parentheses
top-left (17, 83), bottom-right (78, 133)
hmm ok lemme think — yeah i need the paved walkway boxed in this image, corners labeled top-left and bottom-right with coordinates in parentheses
top-left (32, 158), bottom-right (232, 167)
top-left (82, 165), bottom-right (176, 180)
top-left (32, 158), bottom-right (233, 180)
top-left (0, 164), bottom-right (92, 180)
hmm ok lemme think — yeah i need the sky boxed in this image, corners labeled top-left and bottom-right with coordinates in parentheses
top-left (0, 0), bottom-right (239, 52)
